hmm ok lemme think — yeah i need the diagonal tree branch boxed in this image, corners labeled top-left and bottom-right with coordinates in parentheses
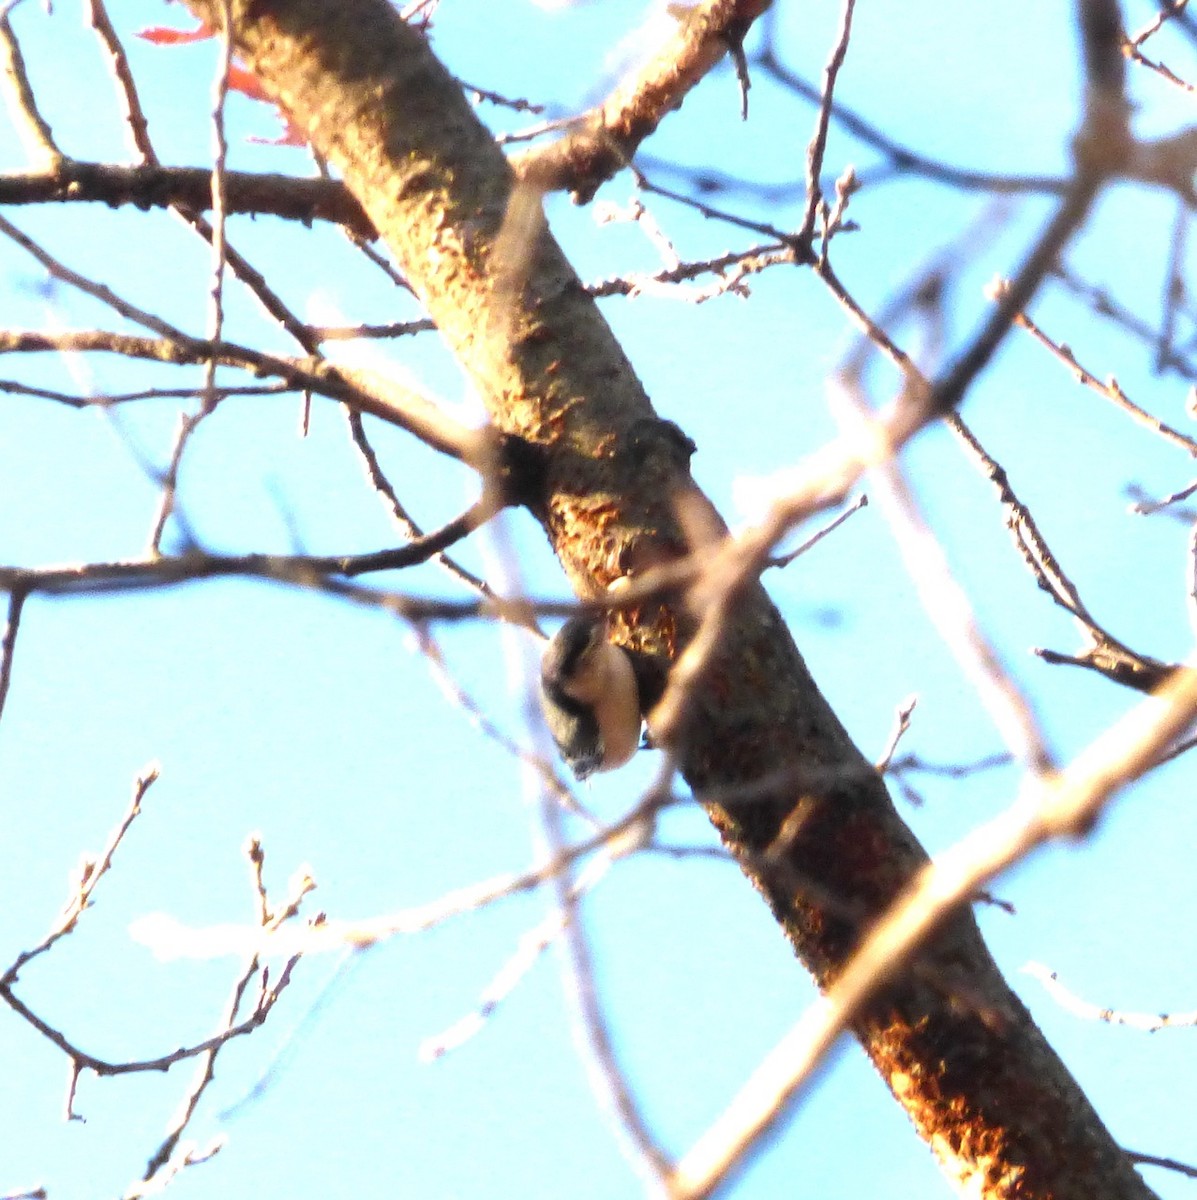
top-left (174, 2), bottom-right (1158, 1197)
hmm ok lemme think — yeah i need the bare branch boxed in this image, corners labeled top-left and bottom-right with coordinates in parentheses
top-left (830, 374), bottom-right (1053, 774)
top-left (753, 47), bottom-right (1070, 195)
top-left (672, 663), bottom-right (1197, 1199)
top-left (512, 0), bottom-right (773, 202)
top-left (0, 16), bottom-right (60, 167)
top-left (1126, 1151), bottom-right (1197, 1180)
top-left (1053, 261), bottom-right (1197, 382)
top-left (992, 278), bottom-right (1197, 457)
top-left (948, 413), bottom-right (1177, 692)
top-left (766, 493), bottom-right (867, 569)
top-left (797, 0), bottom-right (858, 246)
top-left (137, 832), bottom-right (307, 1190)
top-left (1, 765), bottom-right (159, 990)
top-left (0, 161), bottom-right (373, 235)
top-left (1124, 0), bottom-right (1195, 92)
top-left (86, 0), bottom-right (157, 163)
top-left (534, 765), bottom-right (670, 1186)
top-left (0, 585), bottom-right (26, 724)
top-left (147, 14), bottom-right (237, 553)
top-left (1024, 962), bottom-right (1197, 1031)
top-left (0, 329), bottom-right (488, 465)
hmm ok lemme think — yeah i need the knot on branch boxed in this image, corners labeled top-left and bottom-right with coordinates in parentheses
top-left (492, 431), bottom-right (551, 510)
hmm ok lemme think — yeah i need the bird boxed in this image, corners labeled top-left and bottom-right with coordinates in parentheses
top-left (539, 616), bottom-right (643, 781)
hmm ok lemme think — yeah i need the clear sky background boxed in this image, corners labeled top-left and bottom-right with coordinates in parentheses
top-left (1, 1), bottom-right (1196, 1198)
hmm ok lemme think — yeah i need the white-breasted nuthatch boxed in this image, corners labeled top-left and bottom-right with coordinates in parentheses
top-left (539, 616), bottom-right (643, 781)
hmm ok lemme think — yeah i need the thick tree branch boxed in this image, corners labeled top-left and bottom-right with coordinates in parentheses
top-left (174, 2), bottom-right (1157, 1197)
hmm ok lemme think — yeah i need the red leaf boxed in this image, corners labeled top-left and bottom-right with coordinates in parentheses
top-left (136, 22), bottom-right (213, 45)
top-left (227, 64), bottom-right (270, 103)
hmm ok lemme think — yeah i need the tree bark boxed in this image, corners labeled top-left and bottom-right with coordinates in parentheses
top-left (177, 3), bottom-right (1157, 1197)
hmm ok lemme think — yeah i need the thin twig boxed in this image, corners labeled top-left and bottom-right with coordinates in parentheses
top-left (1052, 261), bottom-right (1197, 382)
top-left (0, 214), bottom-right (193, 342)
top-left (949, 412), bottom-right (1176, 692)
top-left (137, 849), bottom-right (305, 1190)
top-left (0, 378), bottom-right (295, 407)
top-left (419, 853), bottom-right (613, 1061)
top-left (345, 409), bottom-right (495, 598)
top-left (874, 695), bottom-right (917, 774)
top-left (412, 624), bottom-right (586, 816)
top-left (534, 746), bottom-right (671, 1186)
top-left (0, 328), bottom-right (487, 464)
top-left (753, 47), bottom-right (1069, 196)
top-left (1024, 961), bottom-right (1197, 1030)
top-left (1126, 1150), bottom-right (1197, 1179)
top-left (0, 584), bottom-right (27, 724)
top-left (1123, 0), bottom-right (1195, 93)
top-left (1, 765), bottom-right (160, 990)
top-left (147, 9), bottom-right (236, 552)
top-left (1127, 0), bottom-right (1190, 47)
top-left (1157, 201), bottom-right (1188, 378)
top-left (831, 373), bottom-right (1053, 774)
top-left (797, 0), bottom-right (858, 247)
top-left (767, 494), bottom-right (867, 568)
top-left (993, 279), bottom-right (1197, 457)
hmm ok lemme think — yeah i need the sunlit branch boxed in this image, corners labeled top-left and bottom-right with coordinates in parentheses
top-left (0, 16), bottom-right (60, 167)
top-left (512, 0), bottom-right (772, 202)
top-left (874, 694), bottom-right (917, 775)
top-left (147, 18), bottom-right (238, 554)
top-left (87, 0), bottom-right (156, 162)
top-left (671, 663), bottom-right (1197, 1200)
top-left (1, 766), bottom-right (159, 993)
top-left (587, 238), bottom-right (794, 299)
top-left (0, 329), bottom-right (486, 465)
top-left (1127, 0), bottom-right (1191, 47)
top-left (418, 853), bottom-right (612, 1062)
top-left (1123, 0), bottom-right (1195, 93)
top-left (0, 501), bottom-right (493, 609)
top-left (630, 163), bottom-right (799, 248)
top-left (1024, 962), bottom-right (1197, 1031)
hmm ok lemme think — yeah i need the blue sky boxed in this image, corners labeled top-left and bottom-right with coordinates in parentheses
top-left (1, 1), bottom-right (1196, 1198)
